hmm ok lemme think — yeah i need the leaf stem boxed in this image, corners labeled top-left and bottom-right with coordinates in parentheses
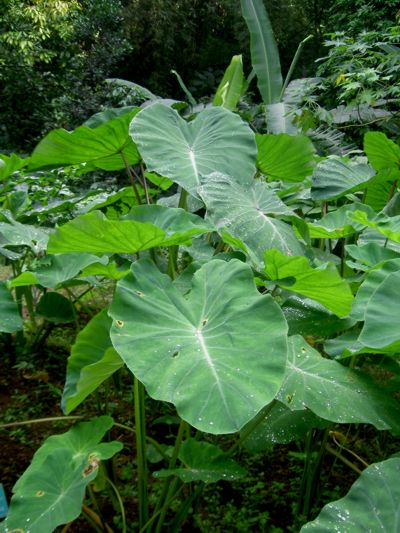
top-left (0, 415), bottom-right (83, 429)
top-left (153, 419), bottom-right (187, 532)
top-left (134, 377), bottom-right (149, 530)
top-left (120, 151), bottom-right (142, 205)
top-left (106, 477), bottom-right (127, 533)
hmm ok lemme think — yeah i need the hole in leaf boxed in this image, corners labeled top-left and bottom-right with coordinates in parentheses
top-left (202, 318), bottom-right (209, 326)
top-left (172, 351), bottom-right (180, 358)
top-left (82, 456), bottom-right (100, 477)
top-left (115, 320), bottom-right (124, 328)
top-left (36, 490), bottom-right (45, 497)
top-left (136, 291), bottom-right (144, 297)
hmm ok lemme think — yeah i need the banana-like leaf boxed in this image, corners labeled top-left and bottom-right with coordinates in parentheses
top-left (0, 281), bottom-right (22, 333)
top-left (257, 133), bottom-right (315, 182)
top-left (129, 103), bottom-right (257, 195)
top-left (29, 108), bottom-right (140, 172)
top-left (311, 157), bottom-right (375, 201)
top-left (62, 310), bottom-right (124, 414)
top-left (154, 439), bottom-right (246, 483)
top-left (1, 416), bottom-right (122, 533)
top-left (240, 0), bottom-right (283, 104)
top-left (278, 336), bottom-right (400, 433)
top-left (199, 171), bottom-right (303, 265)
top-left (264, 249), bottom-right (353, 317)
top-left (109, 259), bottom-right (288, 434)
top-left (301, 458), bottom-right (400, 532)
top-left (213, 55), bottom-right (245, 111)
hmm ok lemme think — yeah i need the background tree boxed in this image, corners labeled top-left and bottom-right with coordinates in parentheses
top-left (0, 0), bottom-right (130, 150)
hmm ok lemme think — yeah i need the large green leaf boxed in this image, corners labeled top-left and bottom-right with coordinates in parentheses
top-left (109, 259), bottom-right (288, 434)
top-left (359, 269), bottom-right (400, 350)
top-left (62, 310), bottom-right (124, 414)
top-left (364, 131), bottom-right (400, 172)
top-left (240, 0), bottom-right (283, 104)
top-left (278, 336), bottom-right (400, 433)
top-left (264, 249), bottom-right (353, 317)
top-left (10, 253), bottom-right (108, 288)
top-left (243, 402), bottom-right (328, 452)
top-left (29, 108), bottom-right (140, 172)
top-left (301, 458), bottom-right (400, 532)
top-left (123, 204), bottom-right (214, 245)
top-left (282, 296), bottom-right (356, 337)
top-left (154, 439), bottom-right (246, 483)
top-left (1, 416), bottom-right (122, 533)
top-left (311, 157), bottom-right (375, 201)
top-left (257, 133), bottom-right (315, 182)
top-left (199, 171), bottom-right (303, 265)
top-left (47, 209), bottom-right (212, 254)
top-left (213, 55), bottom-right (245, 111)
top-left (129, 103), bottom-right (257, 195)
top-left (0, 281), bottom-right (22, 333)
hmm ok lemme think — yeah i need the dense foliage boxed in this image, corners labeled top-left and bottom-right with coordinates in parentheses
top-left (1, 0), bottom-right (400, 531)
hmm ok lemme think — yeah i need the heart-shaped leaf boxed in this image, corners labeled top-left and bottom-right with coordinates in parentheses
top-left (2, 417), bottom-right (122, 533)
top-left (278, 336), bottom-right (400, 433)
top-left (154, 439), bottom-right (246, 483)
top-left (129, 103), bottom-right (257, 194)
top-left (109, 259), bottom-right (288, 434)
top-left (301, 458), bottom-right (400, 532)
top-left (47, 209), bottom-right (212, 254)
top-left (29, 108), bottom-right (140, 172)
top-left (199, 171), bottom-right (303, 265)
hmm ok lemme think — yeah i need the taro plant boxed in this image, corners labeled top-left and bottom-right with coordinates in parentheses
top-left (1, 90), bottom-right (400, 532)
top-left (1, 2), bottom-right (400, 531)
